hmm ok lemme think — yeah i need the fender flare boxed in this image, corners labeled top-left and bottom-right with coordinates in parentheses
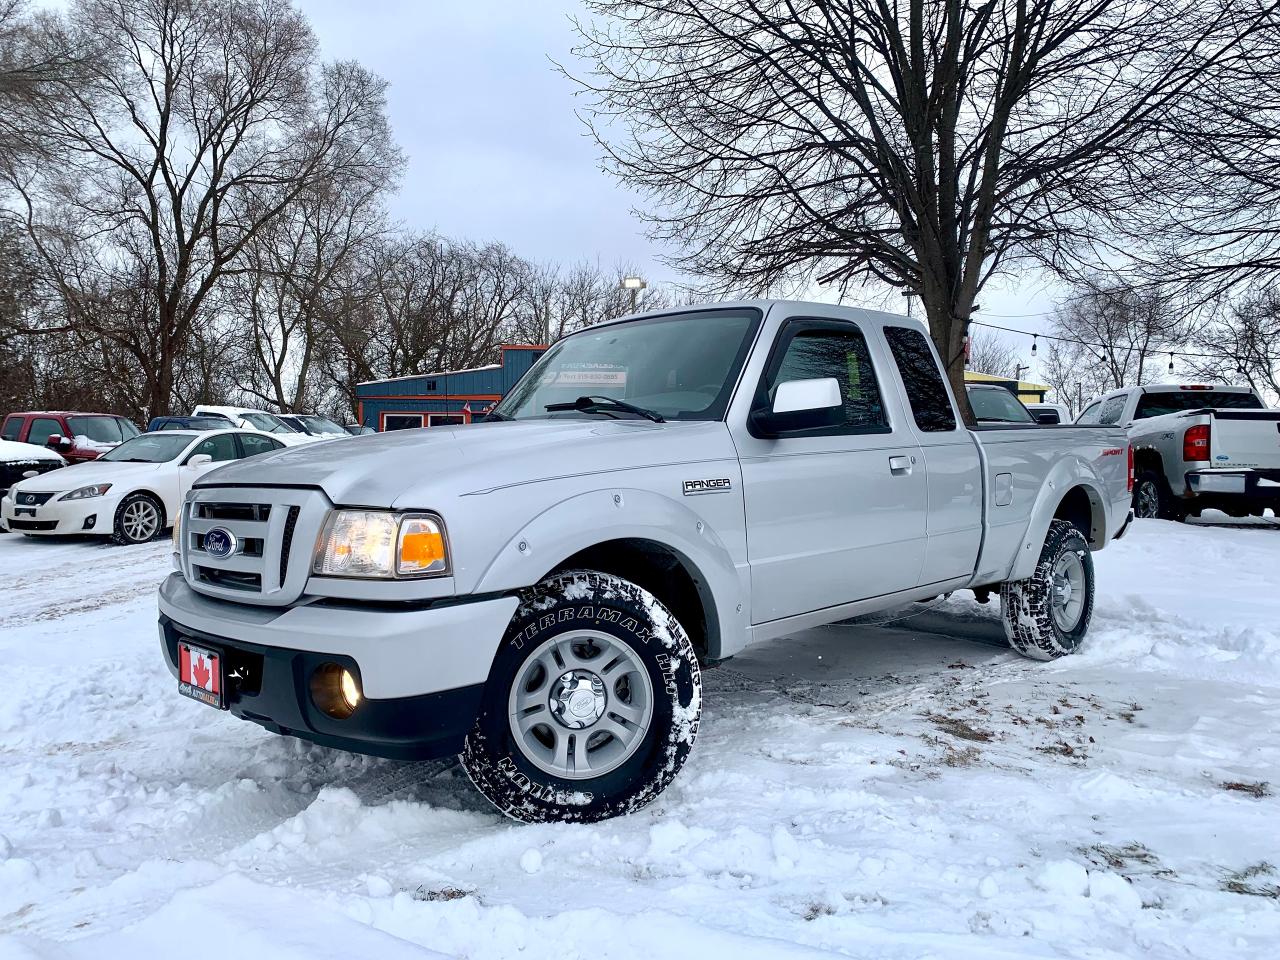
top-left (1008, 458), bottom-right (1112, 582)
top-left (472, 487), bottom-right (748, 660)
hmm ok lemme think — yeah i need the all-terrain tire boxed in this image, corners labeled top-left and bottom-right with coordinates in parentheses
top-left (461, 570), bottom-right (702, 823)
top-left (111, 492), bottom-right (164, 545)
top-left (1001, 519), bottom-right (1095, 661)
top-left (1132, 469), bottom-right (1186, 522)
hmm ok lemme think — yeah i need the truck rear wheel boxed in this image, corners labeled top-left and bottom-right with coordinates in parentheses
top-left (1000, 520), bottom-right (1095, 660)
top-left (1132, 470), bottom-right (1186, 522)
top-left (461, 570), bottom-right (702, 823)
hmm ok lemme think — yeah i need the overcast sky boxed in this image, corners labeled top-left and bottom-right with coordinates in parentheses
top-left (297, 1), bottom-right (670, 278)
top-left (295, 0), bottom-right (1058, 368)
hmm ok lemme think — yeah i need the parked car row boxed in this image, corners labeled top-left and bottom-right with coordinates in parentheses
top-left (0, 403), bottom-right (373, 539)
top-left (1, 428), bottom-right (292, 543)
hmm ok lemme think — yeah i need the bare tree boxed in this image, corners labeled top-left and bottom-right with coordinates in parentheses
top-left (516, 259), bottom-right (688, 345)
top-left (1036, 278), bottom-right (1219, 415)
top-left (1037, 339), bottom-right (1112, 416)
top-left (965, 329), bottom-right (1021, 379)
top-left (1125, 3), bottom-right (1280, 297)
top-left (0, 0), bottom-right (84, 171)
top-left (5, 0), bottom-right (398, 417)
top-left (572, 0), bottom-right (1275, 421)
top-left (318, 235), bottom-right (536, 417)
top-left (1182, 287), bottom-right (1280, 402)
top-left (232, 152), bottom-right (401, 413)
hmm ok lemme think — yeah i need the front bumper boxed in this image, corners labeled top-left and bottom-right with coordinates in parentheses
top-left (157, 573), bottom-right (518, 760)
top-left (1185, 470), bottom-right (1280, 514)
top-left (1, 492), bottom-right (115, 534)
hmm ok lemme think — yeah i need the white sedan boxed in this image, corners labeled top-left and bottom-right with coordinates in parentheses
top-left (0, 429), bottom-right (286, 544)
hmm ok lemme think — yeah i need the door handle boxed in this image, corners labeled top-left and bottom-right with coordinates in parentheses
top-left (889, 455), bottom-right (914, 475)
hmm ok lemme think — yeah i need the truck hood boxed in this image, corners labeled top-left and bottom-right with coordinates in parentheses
top-left (195, 418), bottom-right (738, 507)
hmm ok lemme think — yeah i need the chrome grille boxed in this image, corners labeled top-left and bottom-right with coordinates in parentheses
top-left (180, 487), bottom-right (331, 606)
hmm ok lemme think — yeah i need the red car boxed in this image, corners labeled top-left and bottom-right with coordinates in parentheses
top-left (1, 411), bottom-right (142, 463)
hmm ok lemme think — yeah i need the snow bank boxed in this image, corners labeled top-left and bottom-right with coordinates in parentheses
top-left (2, 520), bottom-right (1279, 958)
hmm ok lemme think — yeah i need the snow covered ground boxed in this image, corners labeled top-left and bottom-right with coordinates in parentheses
top-left (2, 518), bottom-right (1279, 959)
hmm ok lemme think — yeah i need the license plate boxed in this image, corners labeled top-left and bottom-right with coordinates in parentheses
top-left (14, 508), bottom-right (34, 517)
top-left (178, 640), bottom-right (225, 709)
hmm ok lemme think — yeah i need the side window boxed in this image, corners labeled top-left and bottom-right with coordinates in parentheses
top-left (1, 416), bottom-right (20, 441)
top-left (188, 433), bottom-right (238, 462)
top-left (238, 434), bottom-right (283, 458)
top-left (119, 418), bottom-right (140, 439)
top-left (883, 326), bottom-right (958, 432)
top-left (27, 417), bottom-right (63, 445)
top-left (1099, 396), bottom-right (1127, 425)
top-left (761, 322), bottom-right (889, 435)
top-left (1076, 402), bottom-right (1102, 424)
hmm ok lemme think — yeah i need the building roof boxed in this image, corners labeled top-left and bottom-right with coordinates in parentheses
top-left (357, 363), bottom-right (502, 387)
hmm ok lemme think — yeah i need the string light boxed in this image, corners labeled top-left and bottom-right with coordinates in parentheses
top-left (969, 319), bottom-right (1241, 362)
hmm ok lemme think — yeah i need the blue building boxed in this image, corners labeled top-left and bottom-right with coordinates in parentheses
top-left (356, 344), bottom-right (547, 431)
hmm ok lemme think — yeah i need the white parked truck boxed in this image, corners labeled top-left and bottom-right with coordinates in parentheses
top-left (1077, 384), bottom-right (1280, 520)
top-left (158, 301), bottom-right (1133, 822)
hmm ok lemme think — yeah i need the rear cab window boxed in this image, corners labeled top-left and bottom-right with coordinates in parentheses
top-left (1133, 390), bottom-right (1264, 419)
top-left (1076, 401), bottom-right (1103, 424)
top-left (968, 387), bottom-right (1034, 424)
top-left (882, 326), bottom-right (958, 432)
top-left (1098, 395), bottom-right (1128, 425)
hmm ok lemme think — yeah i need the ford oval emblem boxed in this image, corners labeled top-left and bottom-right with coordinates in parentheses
top-left (203, 527), bottom-right (237, 560)
top-left (1215, 455), bottom-right (1230, 461)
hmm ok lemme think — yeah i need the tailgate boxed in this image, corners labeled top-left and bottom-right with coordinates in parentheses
top-left (1209, 410), bottom-right (1280, 470)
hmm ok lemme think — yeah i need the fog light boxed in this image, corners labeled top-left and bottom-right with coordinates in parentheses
top-left (310, 662), bottom-right (362, 719)
top-left (82, 515), bottom-right (96, 530)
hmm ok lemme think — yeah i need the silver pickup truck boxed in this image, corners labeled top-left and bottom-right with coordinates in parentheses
top-left (1078, 384), bottom-right (1280, 521)
top-left (158, 301), bottom-right (1132, 822)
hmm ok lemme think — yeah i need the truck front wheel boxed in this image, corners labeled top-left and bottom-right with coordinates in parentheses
top-left (1000, 519), bottom-right (1095, 660)
top-left (461, 570), bottom-right (702, 823)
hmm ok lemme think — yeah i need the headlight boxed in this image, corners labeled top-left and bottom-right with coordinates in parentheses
top-left (60, 483), bottom-right (113, 500)
top-left (312, 510), bottom-right (449, 578)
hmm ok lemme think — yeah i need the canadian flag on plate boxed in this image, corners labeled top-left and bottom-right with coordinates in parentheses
top-left (178, 640), bottom-right (224, 709)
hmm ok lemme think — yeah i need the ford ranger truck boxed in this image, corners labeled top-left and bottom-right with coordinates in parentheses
top-left (158, 301), bottom-right (1133, 823)
top-left (1077, 384), bottom-right (1279, 520)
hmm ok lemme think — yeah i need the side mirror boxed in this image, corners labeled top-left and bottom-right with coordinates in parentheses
top-left (750, 377), bottom-right (843, 436)
top-left (1035, 412), bottom-right (1060, 425)
top-left (47, 434), bottom-right (72, 451)
top-left (186, 454), bottom-right (212, 468)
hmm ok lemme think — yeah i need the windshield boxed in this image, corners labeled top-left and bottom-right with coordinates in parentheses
top-left (496, 309), bottom-right (761, 422)
top-left (1134, 390), bottom-right (1263, 419)
top-left (67, 416), bottom-right (123, 444)
top-left (100, 433), bottom-right (192, 463)
top-left (296, 414), bottom-right (347, 436)
top-left (241, 412), bottom-right (292, 434)
top-left (968, 387), bottom-right (1035, 423)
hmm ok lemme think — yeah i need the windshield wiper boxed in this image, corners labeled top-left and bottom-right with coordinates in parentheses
top-left (544, 395), bottom-right (665, 423)
top-left (480, 410), bottom-right (511, 422)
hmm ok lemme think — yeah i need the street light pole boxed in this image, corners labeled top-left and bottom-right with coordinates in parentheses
top-left (621, 276), bottom-right (647, 313)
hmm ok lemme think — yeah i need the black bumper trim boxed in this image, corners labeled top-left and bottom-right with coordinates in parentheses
top-left (159, 614), bottom-right (482, 762)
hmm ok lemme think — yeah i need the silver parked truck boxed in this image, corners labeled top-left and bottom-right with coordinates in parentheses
top-left (1078, 384), bottom-right (1280, 521)
top-left (158, 301), bottom-right (1133, 822)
